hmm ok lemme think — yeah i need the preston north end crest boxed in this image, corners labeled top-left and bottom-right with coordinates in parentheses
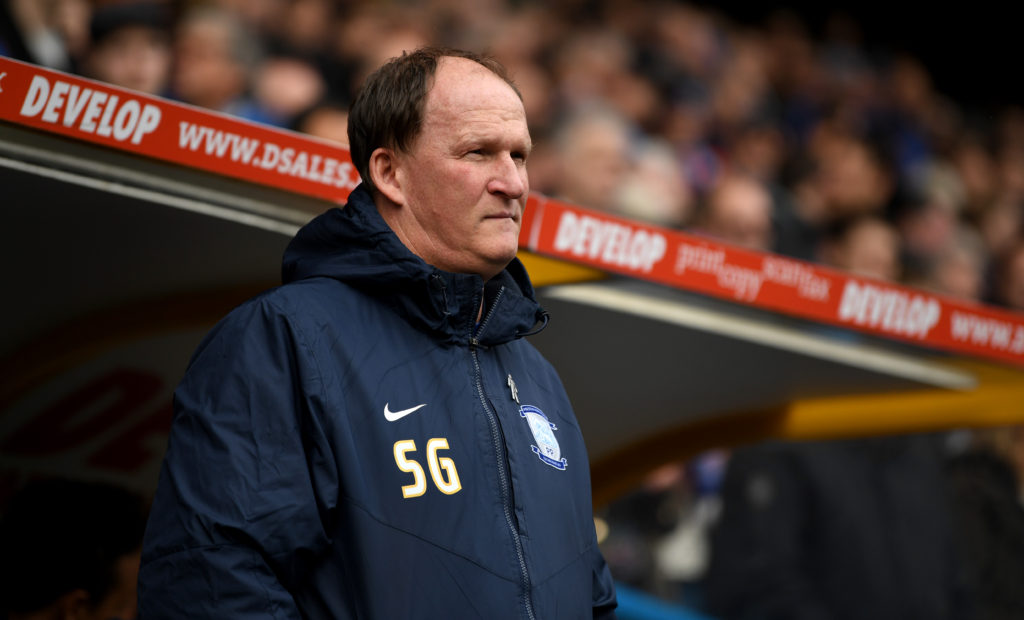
top-left (520, 405), bottom-right (567, 470)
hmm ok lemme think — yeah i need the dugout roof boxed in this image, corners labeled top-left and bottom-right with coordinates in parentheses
top-left (1, 57), bottom-right (1022, 504)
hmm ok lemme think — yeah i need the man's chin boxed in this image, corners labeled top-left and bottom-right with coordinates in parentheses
top-left (477, 248), bottom-right (520, 280)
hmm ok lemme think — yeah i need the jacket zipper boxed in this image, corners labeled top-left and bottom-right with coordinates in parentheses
top-left (471, 288), bottom-right (536, 620)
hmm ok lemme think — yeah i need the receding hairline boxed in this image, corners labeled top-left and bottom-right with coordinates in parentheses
top-left (408, 55), bottom-right (531, 150)
top-left (427, 54), bottom-right (524, 104)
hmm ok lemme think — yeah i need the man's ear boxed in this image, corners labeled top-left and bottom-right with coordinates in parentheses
top-left (368, 147), bottom-right (405, 206)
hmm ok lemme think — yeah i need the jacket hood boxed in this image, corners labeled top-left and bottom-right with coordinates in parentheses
top-left (282, 184), bottom-right (546, 346)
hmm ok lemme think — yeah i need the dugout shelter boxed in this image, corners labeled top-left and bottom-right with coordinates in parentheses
top-left (1, 57), bottom-right (1023, 506)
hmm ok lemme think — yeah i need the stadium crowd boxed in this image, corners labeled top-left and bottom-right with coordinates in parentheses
top-left (3, 1), bottom-right (1024, 618)
top-left (4, 0), bottom-right (1024, 311)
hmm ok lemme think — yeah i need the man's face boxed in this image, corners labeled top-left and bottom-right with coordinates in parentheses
top-left (387, 57), bottom-right (531, 280)
top-left (89, 26), bottom-right (171, 95)
top-left (172, 19), bottom-right (243, 109)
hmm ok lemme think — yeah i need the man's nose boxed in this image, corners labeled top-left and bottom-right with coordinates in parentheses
top-left (488, 154), bottom-right (527, 199)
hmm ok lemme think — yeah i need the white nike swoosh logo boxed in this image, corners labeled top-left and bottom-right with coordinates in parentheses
top-left (384, 402), bottom-right (427, 422)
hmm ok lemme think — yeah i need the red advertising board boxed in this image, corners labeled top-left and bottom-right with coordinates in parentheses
top-left (520, 197), bottom-right (1024, 367)
top-left (0, 56), bottom-right (359, 203)
top-left (4, 55), bottom-right (1024, 367)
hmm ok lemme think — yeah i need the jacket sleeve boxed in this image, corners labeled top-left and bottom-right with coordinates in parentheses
top-left (592, 545), bottom-right (619, 619)
top-left (139, 296), bottom-right (338, 618)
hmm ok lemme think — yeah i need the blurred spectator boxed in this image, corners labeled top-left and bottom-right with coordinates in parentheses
top-left (726, 117), bottom-right (788, 186)
top-left (994, 242), bottom-right (1024, 310)
top-left (598, 462), bottom-right (693, 600)
top-left (882, 54), bottom-right (942, 178)
top-left (550, 27), bottom-right (635, 117)
top-left (329, 2), bottom-right (395, 97)
top-left (170, 5), bottom-right (274, 125)
top-left (3, 0), bottom-right (91, 72)
top-left (819, 214), bottom-right (902, 281)
top-left (995, 146), bottom-right (1024, 210)
top-left (947, 425), bottom-right (1024, 620)
top-left (648, 2), bottom-right (722, 98)
top-left (691, 172), bottom-right (774, 251)
top-left (618, 138), bottom-right (694, 228)
top-left (271, 0), bottom-right (333, 57)
top-left (775, 125), bottom-right (899, 264)
top-left (0, 2), bottom-right (27, 59)
top-left (912, 223), bottom-right (989, 301)
top-left (809, 128), bottom-right (897, 222)
top-left (653, 450), bottom-right (729, 608)
top-left (488, 13), bottom-right (557, 127)
top-left (703, 434), bottom-right (969, 620)
top-left (760, 10), bottom-right (829, 145)
top-left (550, 103), bottom-right (634, 214)
top-left (953, 132), bottom-right (1001, 222)
top-left (706, 29), bottom-right (773, 149)
top-left (662, 95), bottom-right (720, 197)
top-left (897, 162), bottom-right (969, 281)
top-left (334, 4), bottom-right (430, 97)
top-left (978, 196), bottom-right (1024, 276)
top-left (207, 0), bottom-right (285, 36)
top-left (0, 477), bottom-right (148, 620)
top-left (49, 0), bottom-right (91, 68)
top-left (83, 1), bottom-right (171, 95)
top-left (512, 60), bottom-right (558, 137)
top-left (291, 99), bottom-right (348, 146)
top-left (487, 3), bottom-right (555, 73)
top-left (251, 54), bottom-right (325, 126)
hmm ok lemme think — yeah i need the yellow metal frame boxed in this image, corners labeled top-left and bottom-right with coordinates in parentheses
top-left (589, 357), bottom-right (1024, 506)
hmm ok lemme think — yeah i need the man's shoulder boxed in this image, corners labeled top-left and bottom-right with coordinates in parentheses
top-left (250, 277), bottom-right (369, 314)
top-left (187, 278), bottom-right (378, 368)
top-left (503, 336), bottom-right (550, 366)
top-left (204, 277), bottom-right (371, 341)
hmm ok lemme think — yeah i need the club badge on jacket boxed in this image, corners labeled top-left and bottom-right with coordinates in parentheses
top-left (508, 374), bottom-right (567, 471)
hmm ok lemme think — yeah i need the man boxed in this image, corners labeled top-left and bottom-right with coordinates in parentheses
top-left (83, 1), bottom-right (172, 96)
top-left (551, 104), bottom-right (633, 215)
top-left (139, 47), bottom-right (618, 619)
top-left (0, 478), bottom-right (147, 620)
top-left (818, 214), bottom-right (902, 282)
top-left (703, 435), bottom-right (969, 620)
top-left (692, 172), bottom-right (775, 251)
top-left (170, 5), bottom-right (275, 125)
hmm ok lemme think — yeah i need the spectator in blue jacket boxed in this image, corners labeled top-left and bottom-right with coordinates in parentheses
top-left (139, 47), bottom-right (618, 618)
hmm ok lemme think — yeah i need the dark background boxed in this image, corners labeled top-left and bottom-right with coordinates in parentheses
top-left (710, 3), bottom-right (1018, 112)
top-left (1, 2), bottom-right (1015, 112)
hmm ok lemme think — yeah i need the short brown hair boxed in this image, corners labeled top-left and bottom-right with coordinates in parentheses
top-left (347, 47), bottom-right (520, 194)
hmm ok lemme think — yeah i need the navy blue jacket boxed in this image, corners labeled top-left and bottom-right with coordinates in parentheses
top-left (139, 185), bottom-right (618, 619)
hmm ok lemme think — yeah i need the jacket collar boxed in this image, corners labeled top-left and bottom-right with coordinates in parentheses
top-left (282, 184), bottom-right (545, 345)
